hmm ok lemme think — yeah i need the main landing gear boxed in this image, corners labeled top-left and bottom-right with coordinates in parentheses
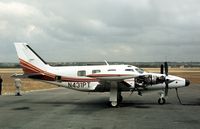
top-left (109, 82), bottom-right (123, 107)
top-left (158, 91), bottom-right (166, 105)
top-left (110, 94), bottom-right (123, 107)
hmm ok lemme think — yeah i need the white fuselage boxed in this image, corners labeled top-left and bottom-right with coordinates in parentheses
top-left (43, 64), bottom-right (187, 92)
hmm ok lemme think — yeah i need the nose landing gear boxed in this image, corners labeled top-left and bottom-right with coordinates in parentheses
top-left (158, 92), bottom-right (166, 105)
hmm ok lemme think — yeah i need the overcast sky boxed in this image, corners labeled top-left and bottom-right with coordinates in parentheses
top-left (0, 0), bottom-right (200, 62)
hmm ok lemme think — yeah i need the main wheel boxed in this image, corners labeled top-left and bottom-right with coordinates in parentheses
top-left (158, 98), bottom-right (166, 105)
top-left (110, 101), bottom-right (118, 107)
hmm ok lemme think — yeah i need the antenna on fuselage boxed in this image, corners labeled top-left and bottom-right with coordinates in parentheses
top-left (104, 60), bottom-right (109, 66)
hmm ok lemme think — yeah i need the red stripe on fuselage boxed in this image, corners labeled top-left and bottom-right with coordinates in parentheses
top-left (19, 59), bottom-right (97, 82)
top-left (20, 59), bottom-right (42, 73)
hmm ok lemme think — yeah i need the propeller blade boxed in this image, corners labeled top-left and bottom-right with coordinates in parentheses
top-left (164, 62), bottom-right (169, 96)
top-left (165, 79), bottom-right (169, 96)
top-left (164, 62), bottom-right (168, 76)
top-left (160, 64), bottom-right (164, 74)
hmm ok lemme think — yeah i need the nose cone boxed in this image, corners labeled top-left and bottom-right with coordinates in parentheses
top-left (185, 79), bottom-right (190, 86)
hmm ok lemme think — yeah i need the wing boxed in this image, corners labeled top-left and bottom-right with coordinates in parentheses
top-left (87, 72), bottom-right (136, 81)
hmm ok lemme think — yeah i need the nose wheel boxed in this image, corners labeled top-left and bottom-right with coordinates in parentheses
top-left (158, 97), bottom-right (166, 105)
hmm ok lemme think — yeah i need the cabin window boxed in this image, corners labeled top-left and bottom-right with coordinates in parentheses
top-left (77, 70), bottom-right (86, 76)
top-left (92, 70), bottom-right (101, 73)
top-left (108, 69), bottom-right (116, 71)
top-left (125, 69), bottom-right (134, 72)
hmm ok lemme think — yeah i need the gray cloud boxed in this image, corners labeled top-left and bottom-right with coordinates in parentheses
top-left (0, 0), bottom-right (200, 62)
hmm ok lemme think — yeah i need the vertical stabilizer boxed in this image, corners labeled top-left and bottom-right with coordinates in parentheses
top-left (14, 43), bottom-right (49, 74)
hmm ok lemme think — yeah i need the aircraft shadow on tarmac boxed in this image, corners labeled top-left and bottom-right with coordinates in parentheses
top-left (31, 98), bottom-right (200, 107)
top-left (24, 100), bottom-right (153, 114)
top-left (9, 95), bottom-right (200, 112)
top-left (29, 99), bottom-right (161, 109)
top-left (10, 99), bottom-right (200, 114)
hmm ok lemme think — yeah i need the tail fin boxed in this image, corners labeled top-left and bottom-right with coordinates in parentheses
top-left (14, 43), bottom-right (49, 74)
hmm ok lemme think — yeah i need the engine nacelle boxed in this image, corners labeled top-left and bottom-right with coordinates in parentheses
top-left (135, 74), bottom-right (165, 87)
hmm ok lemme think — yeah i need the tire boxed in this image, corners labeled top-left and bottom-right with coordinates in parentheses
top-left (110, 101), bottom-right (118, 107)
top-left (158, 98), bottom-right (166, 105)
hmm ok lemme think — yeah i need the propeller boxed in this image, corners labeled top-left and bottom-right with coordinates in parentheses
top-left (163, 62), bottom-right (169, 96)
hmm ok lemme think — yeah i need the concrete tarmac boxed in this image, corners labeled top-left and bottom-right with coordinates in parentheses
top-left (0, 84), bottom-right (200, 129)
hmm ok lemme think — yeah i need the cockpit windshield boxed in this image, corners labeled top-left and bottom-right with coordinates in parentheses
top-left (135, 67), bottom-right (144, 74)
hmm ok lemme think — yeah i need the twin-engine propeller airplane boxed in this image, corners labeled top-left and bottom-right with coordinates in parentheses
top-left (13, 43), bottom-right (190, 107)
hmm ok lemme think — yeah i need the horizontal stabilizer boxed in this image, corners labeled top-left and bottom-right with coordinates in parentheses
top-left (11, 73), bottom-right (44, 78)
